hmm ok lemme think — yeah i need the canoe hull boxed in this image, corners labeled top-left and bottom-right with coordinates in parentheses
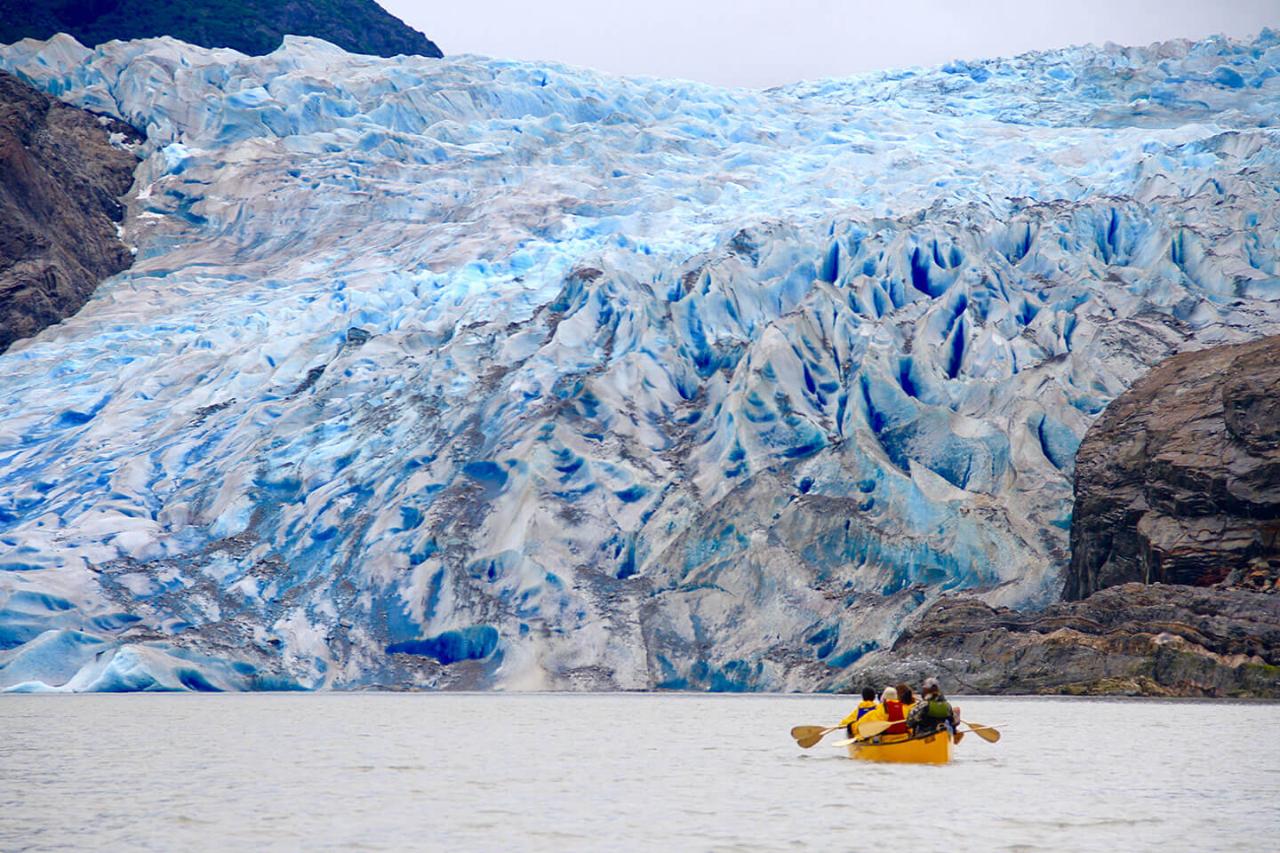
top-left (847, 731), bottom-right (953, 764)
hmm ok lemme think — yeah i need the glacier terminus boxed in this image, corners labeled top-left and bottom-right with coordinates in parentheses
top-left (1, 31), bottom-right (1279, 692)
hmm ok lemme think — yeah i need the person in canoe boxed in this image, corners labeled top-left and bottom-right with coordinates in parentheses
top-left (854, 686), bottom-right (911, 743)
top-left (908, 676), bottom-right (963, 742)
top-left (896, 683), bottom-right (916, 716)
top-left (838, 686), bottom-right (878, 738)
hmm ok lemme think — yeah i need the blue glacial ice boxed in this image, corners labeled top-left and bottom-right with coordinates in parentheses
top-left (1, 31), bottom-right (1279, 691)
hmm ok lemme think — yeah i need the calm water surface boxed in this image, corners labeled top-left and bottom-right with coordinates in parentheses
top-left (2, 694), bottom-right (1277, 851)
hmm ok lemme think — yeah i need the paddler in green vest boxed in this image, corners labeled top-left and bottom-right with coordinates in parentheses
top-left (909, 676), bottom-right (963, 742)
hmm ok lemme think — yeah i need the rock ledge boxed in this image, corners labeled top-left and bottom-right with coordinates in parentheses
top-left (848, 583), bottom-right (1280, 697)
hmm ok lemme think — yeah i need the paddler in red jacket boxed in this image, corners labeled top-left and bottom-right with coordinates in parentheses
top-left (853, 686), bottom-right (911, 743)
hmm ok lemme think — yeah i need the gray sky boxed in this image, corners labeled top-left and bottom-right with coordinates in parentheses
top-left (378, 0), bottom-right (1278, 88)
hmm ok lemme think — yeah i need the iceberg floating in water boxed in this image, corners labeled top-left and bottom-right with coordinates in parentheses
top-left (2, 31), bottom-right (1280, 691)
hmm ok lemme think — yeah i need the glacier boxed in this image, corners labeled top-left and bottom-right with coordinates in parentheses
top-left (1, 31), bottom-right (1279, 692)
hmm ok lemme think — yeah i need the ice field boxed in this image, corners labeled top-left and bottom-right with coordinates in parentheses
top-left (1, 30), bottom-right (1279, 690)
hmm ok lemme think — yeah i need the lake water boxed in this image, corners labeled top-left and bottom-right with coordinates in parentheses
top-left (1, 694), bottom-right (1277, 851)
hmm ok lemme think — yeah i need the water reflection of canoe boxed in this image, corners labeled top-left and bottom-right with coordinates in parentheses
top-left (847, 730), bottom-right (953, 764)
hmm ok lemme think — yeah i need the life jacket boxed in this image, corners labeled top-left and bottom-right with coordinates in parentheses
top-left (854, 700), bottom-right (877, 720)
top-left (911, 696), bottom-right (953, 733)
top-left (883, 699), bottom-right (908, 735)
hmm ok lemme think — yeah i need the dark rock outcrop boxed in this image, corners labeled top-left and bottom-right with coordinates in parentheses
top-left (0, 0), bottom-right (442, 59)
top-left (847, 338), bottom-right (1280, 697)
top-left (0, 69), bottom-right (141, 352)
top-left (849, 583), bottom-right (1280, 697)
top-left (1066, 335), bottom-right (1280, 600)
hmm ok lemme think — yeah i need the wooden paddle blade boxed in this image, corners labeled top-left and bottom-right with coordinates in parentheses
top-left (790, 725), bottom-right (829, 741)
top-left (792, 724), bottom-right (840, 748)
top-left (855, 719), bottom-right (894, 738)
top-left (963, 723), bottom-right (1001, 743)
top-left (831, 736), bottom-right (857, 747)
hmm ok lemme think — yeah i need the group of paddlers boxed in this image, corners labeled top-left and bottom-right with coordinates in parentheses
top-left (839, 676), bottom-right (962, 743)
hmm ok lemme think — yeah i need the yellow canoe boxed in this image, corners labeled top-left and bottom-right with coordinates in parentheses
top-left (847, 730), bottom-right (953, 764)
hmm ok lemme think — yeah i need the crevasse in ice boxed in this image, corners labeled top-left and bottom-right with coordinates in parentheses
top-left (1, 31), bottom-right (1279, 691)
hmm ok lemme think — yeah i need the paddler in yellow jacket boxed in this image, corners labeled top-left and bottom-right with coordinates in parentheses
top-left (838, 687), bottom-right (878, 737)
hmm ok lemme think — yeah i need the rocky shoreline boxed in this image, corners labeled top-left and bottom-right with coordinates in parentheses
top-left (846, 583), bottom-right (1280, 698)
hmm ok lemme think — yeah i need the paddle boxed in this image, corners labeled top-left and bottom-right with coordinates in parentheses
top-left (790, 724), bottom-right (843, 749)
top-left (828, 720), bottom-right (896, 747)
top-left (832, 721), bottom-right (1001, 747)
top-left (958, 722), bottom-right (1001, 743)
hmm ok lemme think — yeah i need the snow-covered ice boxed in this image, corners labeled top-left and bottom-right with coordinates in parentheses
top-left (1, 31), bottom-right (1279, 691)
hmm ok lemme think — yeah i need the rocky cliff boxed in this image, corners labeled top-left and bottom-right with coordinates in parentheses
top-left (850, 337), bottom-right (1280, 697)
top-left (1066, 335), bottom-right (1280, 599)
top-left (0, 69), bottom-right (140, 353)
top-left (0, 0), bottom-right (442, 59)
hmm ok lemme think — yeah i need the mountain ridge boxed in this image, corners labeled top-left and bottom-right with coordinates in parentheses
top-left (0, 0), bottom-right (442, 59)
